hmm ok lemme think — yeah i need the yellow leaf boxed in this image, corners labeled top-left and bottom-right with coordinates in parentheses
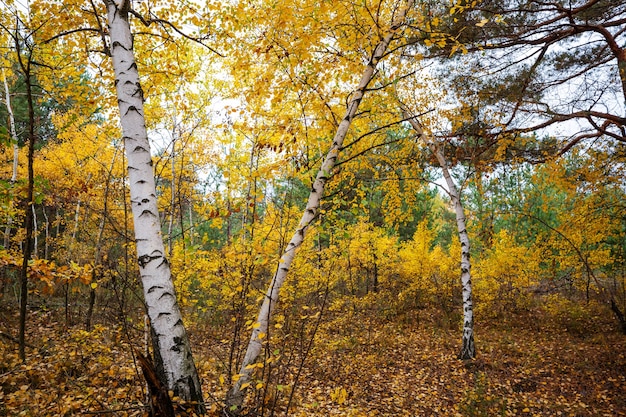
top-left (256, 382), bottom-right (263, 389)
top-left (91, 282), bottom-right (98, 289)
top-left (476, 18), bottom-right (489, 27)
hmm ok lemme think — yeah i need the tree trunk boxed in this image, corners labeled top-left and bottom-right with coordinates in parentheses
top-left (42, 208), bottom-right (49, 260)
top-left (105, 0), bottom-right (204, 409)
top-left (225, 3), bottom-right (413, 411)
top-left (610, 299), bottom-right (626, 335)
top-left (31, 205), bottom-right (38, 258)
top-left (402, 110), bottom-right (476, 360)
top-left (86, 149), bottom-right (119, 331)
top-left (168, 135), bottom-right (176, 259)
top-left (17, 49), bottom-right (36, 363)
top-left (2, 69), bottom-right (19, 250)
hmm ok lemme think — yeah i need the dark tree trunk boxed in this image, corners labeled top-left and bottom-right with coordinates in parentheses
top-left (17, 43), bottom-right (36, 362)
top-left (610, 299), bottom-right (626, 335)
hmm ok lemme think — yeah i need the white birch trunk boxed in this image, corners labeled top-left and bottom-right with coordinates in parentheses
top-left (105, 0), bottom-right (204, 407)
top-left (72, 200), bottom-right (81, 241)
top-left (3, 69), bottom-right (19, 249)
top-left (437, 152), bottom-right (475, 359)
top-left (168, 137), bottom-right (175, 259)
top-left (403, 111), bottom-right (476, 359)
top-left (226, 3), bottom-right (414, 410)
top-left (42, 207), bottom-right (49, 260)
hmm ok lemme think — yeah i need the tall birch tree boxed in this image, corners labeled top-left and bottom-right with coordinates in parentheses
top-left (225, 0), bottom-right (416, 411)
top-left (104, 0), bottom-right (204, 409)
top-left (402, 107), bottom-right (476, 360)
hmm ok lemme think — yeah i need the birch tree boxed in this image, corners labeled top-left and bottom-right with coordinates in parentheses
top-left (402, 107), bottom-right (476, 360)
top-left (225, 0), bottom-right (415, 411)
top-left (104, 0), bottom-right (204, 408)
top-left (2, 68), bottom-right (19, 250)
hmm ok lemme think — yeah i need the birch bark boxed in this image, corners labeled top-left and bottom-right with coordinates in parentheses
top-left (2, 69), bottom-right (18, 250)
top-left (225, 2), bottom-right (414, 411)
top-left (403, 111), bottom-right (476, 359)
top-left (105, 0), bottom-right (204, 408)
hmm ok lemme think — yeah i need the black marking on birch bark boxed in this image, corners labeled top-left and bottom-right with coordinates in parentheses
top-left (158, 312), bottom-right (171, 318)
top-left (171, 336), bottom-right (184, 352)
top-left (174, 319), bottom-right (183, 327)
top-left (127, 62), bottom-right (138, 71)
top-left (132, 85), bottom-right (144, 101)
top-left (157, 258), bottom-right (169, 269)
top-left (280, 267), bottom-right (289, 272)
top-left (319, 175), bottom-right (328, 182)
top-left (138, 254), bottom-right (160, 268)
top-left (125, 106), bottom-right (142, 116)
top-left (306, 208), bottom-right (315, 215)
top-left (148, 285), bottom-right (164, 293)
top-left (111, 41), bottom-right (128, 51)
top-left (158, 292), bottom-right (174, 301)
top-left (133, 146), bottom-right (148, 153)
top-left (137, 179), bottom-right (146, 184)
top-left (461, 267), bottom-right (469, 274)
top-left (139, 209), bottom-right (156, 218)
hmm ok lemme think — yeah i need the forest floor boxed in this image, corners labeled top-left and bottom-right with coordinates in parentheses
top-left (0, 297), bottom-right (625, 416)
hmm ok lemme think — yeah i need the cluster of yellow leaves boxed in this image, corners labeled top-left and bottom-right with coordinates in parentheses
top-left (473, 230), bottom-right (541, 317)
top-left (0, 250), bottom-right (92, 293)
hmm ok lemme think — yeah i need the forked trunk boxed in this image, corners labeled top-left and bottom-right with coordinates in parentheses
top-left (105, 0), bottom-right (204, 410)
